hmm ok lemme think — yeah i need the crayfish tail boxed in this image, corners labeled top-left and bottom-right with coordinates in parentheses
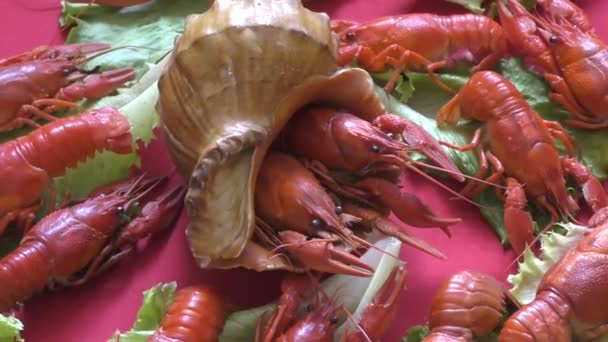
top-left (499, 291), bottom-right (571, 342)
top-left (0, 241), bottom-right (52, 311)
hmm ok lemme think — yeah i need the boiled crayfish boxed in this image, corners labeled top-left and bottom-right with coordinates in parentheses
top-left (498, 0), bottom-right (608, 129)
top-left (0, 107), bottom-right (135, 234)
top-left (500, 207), bottom-right (608, 341)
top-left (422, 270), bottom-right (506, 342)
top-left (0, 43), bottom-right (135, 132)
top-left (331, 13), bottom-right (507, 93)
top-left (438, 70), bottom-right (607, 256)
top-left (256, 264), bottom-right (407, 341)
top-left (0, 174), bottom-right (184, 311)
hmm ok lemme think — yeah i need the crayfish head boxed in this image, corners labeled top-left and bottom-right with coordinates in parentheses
top-left (70, 195), bottom-right (132, 235)
top-left (539, 23), bottom-right (603, 68)
top-left (280, 294), bottom-right (342, 342)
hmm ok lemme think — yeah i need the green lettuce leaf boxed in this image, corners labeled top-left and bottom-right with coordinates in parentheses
top-left (401, 325), bottom-right (430, 342)
top-left (444, 0), bottom-right (484, 13)
top-left (0, 314), bottom-right (24, 342)
top-left (114, 235), bottom-right (402, 341)
top-left (62, 0), bottom-right (207, 78)
top-left (507, 222), bottom-right (589, 305)
top-left (108, 282), bottom-right (177, 342)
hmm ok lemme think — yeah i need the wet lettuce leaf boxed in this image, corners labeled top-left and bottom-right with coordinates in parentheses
top-left (508, 222), bottom-right (589, 305)
top-left (61, 0), bottom-right (207, 79)
top-left (0, 314), bottom-right (23, 342)
top-left (108, 282), bottom-right (177, 342)
top-left (401, 325), bottom-right (430, 342)
top-left (112, 236), bottom-right (403, 341)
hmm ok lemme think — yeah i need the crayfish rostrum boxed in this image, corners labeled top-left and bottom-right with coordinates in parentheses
top-left (157, 0), bottom-right (467, 276)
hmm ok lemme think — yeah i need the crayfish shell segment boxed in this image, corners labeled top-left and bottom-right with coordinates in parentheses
top-left (156, 0), bottom-right (339, 265)
top-left (205, 67), bottom-right (386, 272)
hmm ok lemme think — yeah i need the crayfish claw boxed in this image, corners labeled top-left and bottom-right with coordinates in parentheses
top-left (328, 246), bottom-right (375, 276)
top-left (356, 178), bottom-right (461, 233)
top-left (59, 67), bottom-right (136, 101)
top-left (344, 204), bottom-right (446, 259)
top-left (278, 231), bottom-right (374, 277)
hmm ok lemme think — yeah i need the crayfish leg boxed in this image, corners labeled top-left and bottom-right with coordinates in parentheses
top-left (0, 205), bottom-right (39, 236)
top-left (504, 177), bottom-right (536, 258)
top-left (561, 157), bottom-right (608, 212)
top-left (342, 264), bottom-right (407, 342)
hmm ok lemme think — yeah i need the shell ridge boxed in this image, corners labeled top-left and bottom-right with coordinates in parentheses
top-left (186, 122), bottom-right (268, 262)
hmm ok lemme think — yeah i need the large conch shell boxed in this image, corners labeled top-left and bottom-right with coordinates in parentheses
top-left (157, 0), bottom-right (385, 271)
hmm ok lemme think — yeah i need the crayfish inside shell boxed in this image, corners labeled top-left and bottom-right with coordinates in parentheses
top-left (157, 0), bottom-right (469, 276)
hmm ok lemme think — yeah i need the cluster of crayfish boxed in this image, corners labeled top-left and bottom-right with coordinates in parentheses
top-left (4, 0), bottom-right (608, 340)
top-left (419, 207), bottom-right (608, 342)
top-left (233, 0), bottom-right (608, 283)
top-left (0, 43), bottom-right (186, 311)
top-left (120, 0), bottom-right (608, 339)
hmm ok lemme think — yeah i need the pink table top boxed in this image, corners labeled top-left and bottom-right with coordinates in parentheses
top-left (1, 0), bottom-right (608, 341)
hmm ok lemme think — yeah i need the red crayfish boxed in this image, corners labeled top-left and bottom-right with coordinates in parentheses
top-left (422, 270), bottom-right (506, 342)
top-left (0, 174), bottom-right (185, 312)
top-left (256, 264), bottom-right (407, 341)
top-left (147, 285), bottom-right (228, 342)
top-left (437, 70), bottom-right (607, 256)
top-left (498, 0), bottom-right (608, 129)
top-left (0, 106), bottom-right (135, 234)
top-left (500, 207), bottom-right (608, 341)
top-left (252, 103), bottom-right (483, 276)
top-left (331, 13), bottom-right (507, 93)
top-left (0, 43), bottom-right (135, 132)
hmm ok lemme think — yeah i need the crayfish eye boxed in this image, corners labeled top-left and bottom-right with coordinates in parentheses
top-left (549, 35), bottom-right (559, 44)
top-left (330, 315), bottom-right (340, 324)
top-left (345, 32), bottom-right (356, 42)
top-left (115, 206), bottom-right (125, 214)
top-left (306, 304), bottom-right (316, 312)
top-left (335, 206), bottom-right (343, 215)
top-left (311, 219), bottom-right (326, 229)
top-left (371, 145), bottom-right (381, 153)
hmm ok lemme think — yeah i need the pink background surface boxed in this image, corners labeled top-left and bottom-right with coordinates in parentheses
top-left (1, 0), bottom-right (608, 341)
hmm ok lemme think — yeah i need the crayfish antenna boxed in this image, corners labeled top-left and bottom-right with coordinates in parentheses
top-left (382, 153), bottom-right (499, 211)
top-left (410, 159), bottom-right (507, 190)
top-left (77, 44), bottom-right (166, 67)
